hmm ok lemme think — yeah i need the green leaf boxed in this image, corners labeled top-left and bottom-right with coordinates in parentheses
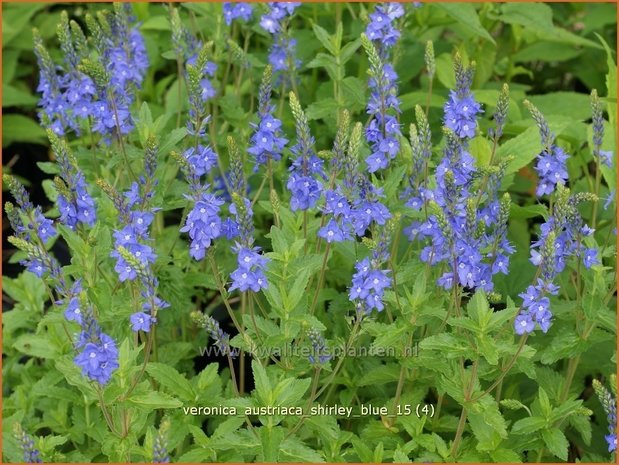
top-left (513, 42), bottom-right (582, 63)
top-left (2, 4), bottom-right (46, 45)
top-left (468, 397), bottom-right (507, 451)
top-left (42, 179), bottom-right (58, 202)
top-left (341, 76), bottom-right (366, 109)
top-left (285, 267), bottom-right (312, 312)
top-left (57, 224), bottom-right (90, 256)
top-left (510, 204), bottom-right (547, 220)
top-left (434, 4), bottom-right (495, 44)
top-left (527, 92), bottom-right (592, 122)
top-left (127, 391), bottom-right (182, 409)
top-left (2, 83), bottom-right (38, 107)
top-left (500, 3), bottom-right (602, 49)
top-left (260, 426), bottom-right (284, 462)
top-left (252, 360), bottom-right (271, 404)
top-left (36, 161), bottom-right (60, 175)
top-left (490, 448), bottom-right (522, 462)
top-left (470, 136), bottom-right (492, 167)
top-left (2, 114), bottom-right (47, 147)
top-left (306, 53), bottom-right (338, 81)
top-left (13, 334), bottom-right (58, 359)
top-left (306, 98), bottom-right (339, 121)
top-left (145, 363), bottom-right (195, 402)
top-left (435, 53), bottom-right (456, 90)
top-left (467, 290), bottom-right (491, 328)
top-left (159, 127), bottom-right (188, 156)
top-left (280, 437), bottom-right (325, 462)
top-left (511, 416), bottom-right (547, 434)
top-left (312, 23), bottom-right (337, 56)
top-left (541, 428), bottom-right (569, 461)
top-left (538, 387), bottom-right (552, 418)
top-left (340, 38), bottom-right (361, 65)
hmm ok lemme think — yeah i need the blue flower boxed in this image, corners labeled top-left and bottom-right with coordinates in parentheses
top-left (514, 313), bottom-right (535, 335)
top-left (64, 297), bottom-right (83, 324)
top-left (287, 173), bottom-right (323, 211)
top-left (318, 218), bottom-right (347, 243)
top-left (534, 146), bottom-right (569, 196)
top-left (260, 3), bottom-right (301, 77)
top-left (223, 3), bottom-right (254, 25)
top-left (248, 71), bottom-right (288, 170)
top-left (349, 254), bottom-right (391, 315)
top-left (180, 192), bottom-right (225, 260)
top-left (583, 248), bottom-right (599, 269)
top-left (366, 3), bottom-right (405, 55)
top-left (444, 92), bottom-right (483, 139)
top-left (130, 311), bottom-right (153, 332)
top-left (35, 211), bottom-right (56, 244)
top-left (74, 340), bottom-right (119, 385)
top-left (363, 44), bottom-right (402, 172)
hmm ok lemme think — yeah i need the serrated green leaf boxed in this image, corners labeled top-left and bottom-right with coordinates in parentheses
top-left (511, 416), bottom-right (547, 434)
top-left (127, 391), bottom-right (182, 409)
top-left (541, 428), bottom-right (569, 461)
top-left (145, 363), bottom-right (195, 402)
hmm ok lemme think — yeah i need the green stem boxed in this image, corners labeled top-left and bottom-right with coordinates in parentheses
top-left (309, 243), bottom-right (331, 315)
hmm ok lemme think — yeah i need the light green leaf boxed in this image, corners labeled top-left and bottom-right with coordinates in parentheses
top-left (541, 428), bottom-right (569, 461)
top-left (511, 416), bottom-right (547, 434)
top-left (13, 334), bottom-right (58, 359)
top-left (145, 363), bottom-right (195, 402)
top-left (127, 391), bottom-right (182, 409)
top-left (260, 426), bottom-right (284, 462)
top-left (252, 360), bottom-right (271, 404)
top-left (434, 4), bottom-right (495, 44)
top-left (312, 23), bottom-right (337, 55)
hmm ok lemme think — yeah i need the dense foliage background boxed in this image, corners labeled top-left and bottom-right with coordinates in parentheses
top-left (2, 2), bottom-right (617, 463)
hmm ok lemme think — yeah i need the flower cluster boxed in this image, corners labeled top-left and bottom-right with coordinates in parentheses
top-left (402, 105), bottom-right (432, 213)
top-left (349, 220), bottom-right (393, 314)
top-left (48, 131), bottom-right (97, 229)
top-left (515, 186), bottom-right (598, 334)
top-left (227, 138), bottom-right (269, 293)
top-left (406, 75), bottom-right (512, 294)
top-left (260, 2), bottom-right (301, 73)
top-left (5, 173), bottom-right (120, 385)
top-left (593, 377), bottom-right (617, 453)
top-left (103, 137), bottom-right (169, 332)
top-left (408, 130), bottom-right (513, 292)
top-left (170, 8), bottom-right (218, 106)
top-left (591, 89), bottom-right (614, 168)
top-left (525, 101), bottom-right (569, 197)
top-left (33, 6), bottom-right (148, 140)
top-left (319, 120), bottom-right (391, 242)
top-left (287, 92), bottom-right (326, 211)
top-left (73, 303), bottom-right (120, 384)
top-left (176, 45), bottom-right (229, 261)
top-left (365, 3), bottom-right (405, 55)
top-left (362, 6), bottom-right (404, 173)
top-left (307, 328), bottom-right (331, 365)
top-left (153, 419), bottom-right (171, 463)
top-left (248, 65), bottom-right (288, 170)
top-left (191, 311), bottom-right (236, 357)
top-left (444, 57), bottom-right (483, 139)
top-left (350, 257), bottom-right (391, 313)
top-left (181, 191), bottom-right (226, 260)
top-left (13, 423), bottom-right (42, 463)
top-left (223, 2), bottom-right (254, 25)
top-left (4, 175), bottom-right (61, 280)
